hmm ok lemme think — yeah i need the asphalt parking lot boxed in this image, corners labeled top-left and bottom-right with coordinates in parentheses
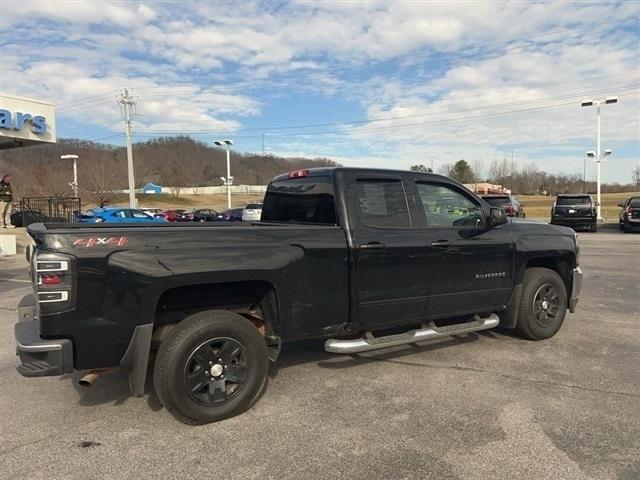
top-left (1, 226), bottom-right (639, 480)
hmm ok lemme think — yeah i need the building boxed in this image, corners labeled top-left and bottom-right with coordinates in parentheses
top-left (464, 182), bottom-right (511, 195)
top-left (141, 182), bottom-right (162, 194)
top-left (0, 94), bottom-right (56, 149)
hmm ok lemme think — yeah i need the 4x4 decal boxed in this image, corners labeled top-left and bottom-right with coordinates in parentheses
top-left (73, 237), bottom-right (128, 248)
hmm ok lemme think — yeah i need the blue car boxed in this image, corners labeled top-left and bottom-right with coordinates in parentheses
top-left (79, 207), bottom-right (168, 224)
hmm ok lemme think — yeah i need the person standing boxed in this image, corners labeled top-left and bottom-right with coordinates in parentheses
top-left (1, 174), bottom-right (15, 228)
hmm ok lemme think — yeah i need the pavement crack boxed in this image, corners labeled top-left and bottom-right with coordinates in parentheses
top-left (378, 359), bottom-right (640, 398)
top-left (0, 424), bottom-right (79, 457)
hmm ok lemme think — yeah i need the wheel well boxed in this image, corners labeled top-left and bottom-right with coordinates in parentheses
top-left (525, 257), bottom-right (571, 295)
top-left (153, 281), bottom-right (279, 337)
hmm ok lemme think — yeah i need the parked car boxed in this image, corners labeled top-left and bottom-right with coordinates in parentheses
top-left (176, 211), bottom-right (195, 222)
top-left (191, 208), bottom-right (219, 222)
top-left (16, 167), bottom-right (583, 424)
top-left (242, 203), bottom-right (263, 222)
top-left (81, 207), bottom-right (168, 223)
top-left (141, 207), bottom-right (164, 217)
top-left (162, 209), bottom-right (186, 222)
top-left (216, 208), bottom-right (244, 222)
top-left (618, 196), bottom-right (640, 232)
top-left (481, 195), bottom-right (525, 218)
top-left (550, 194), bottom-right (597, 232)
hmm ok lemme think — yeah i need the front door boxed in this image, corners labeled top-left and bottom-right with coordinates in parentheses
top-left (412, 180), bottom-right (514, 317)
top-left (346, 172), bottom-right (429, 328)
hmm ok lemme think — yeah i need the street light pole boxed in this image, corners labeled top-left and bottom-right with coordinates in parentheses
top-left (214, 140), bottom-right (234, 209)
top-left (581, 96), bottom-right (617, 221)
top-left (61, 154), bottom-right (79, 198)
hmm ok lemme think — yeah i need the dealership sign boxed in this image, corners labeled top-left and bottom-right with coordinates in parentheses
top-left (0, 94), bottom-right (56, 147)
top-left (0, 110), bottom-right (48, 134)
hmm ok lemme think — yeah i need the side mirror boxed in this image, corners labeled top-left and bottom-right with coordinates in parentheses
top-left (595, 201), bottom-right (601, 207)
top-left (617, 202), bottom-right (624, 207)
top-left (488, 207), bottom-right (507, 227)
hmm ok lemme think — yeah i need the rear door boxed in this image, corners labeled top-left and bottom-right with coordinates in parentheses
top-left (412, 180), bottom-right (514, 316)
top-left (345, 172), bottom-right (430, 327)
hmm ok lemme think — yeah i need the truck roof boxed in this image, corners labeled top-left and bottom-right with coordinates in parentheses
top-left (270, 167), bottom-right (450, 183)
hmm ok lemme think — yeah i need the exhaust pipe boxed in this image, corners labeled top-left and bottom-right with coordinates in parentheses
top-left (78, 369), bottom-right (109, 387)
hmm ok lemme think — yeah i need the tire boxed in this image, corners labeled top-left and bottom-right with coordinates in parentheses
top-left (619, 222), bottom-right (624, 231)
top-left (153, 311), bottom-right (269, 425)
top-left (515, 267), bottom-right (568, 340)
top-left (623, 222), bottom-right (631, 233)
top-left (590, 222), bottom-right (597, 233)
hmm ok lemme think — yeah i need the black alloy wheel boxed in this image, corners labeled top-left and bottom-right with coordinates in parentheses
top-left (154, 311), bottom-right (269, 424)
top-left (183, 338), bottom-right (249, 406)
top-left (516, 267), bottom-right (567, 340)
top-left (532, 283), bottom-right (561, 329)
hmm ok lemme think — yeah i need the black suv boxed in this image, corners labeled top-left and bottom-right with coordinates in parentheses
top-left (551, 194), bottom-right (597, 232)
top-left (618, 196), bottom-right (640, 233)
top-left (481, 195), bottom-right (526, 218)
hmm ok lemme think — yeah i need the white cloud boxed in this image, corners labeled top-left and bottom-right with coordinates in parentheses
top-left (1, 0), bottom-right (638, 182)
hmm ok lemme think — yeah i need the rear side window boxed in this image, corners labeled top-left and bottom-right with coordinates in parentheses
top-left (557, 196), bottom-right (591, 206)
top-left (628, 198), bottom-right (640, 208)
top-left (262, 177), bottom-right (337, 224)
top-left (245, 204), bottom-right (262, 209)
top-left (356, 179), bottom-right (411, 228)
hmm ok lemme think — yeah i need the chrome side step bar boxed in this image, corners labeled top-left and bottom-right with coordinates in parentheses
top-left (324, 314), bottom-right (500, 354)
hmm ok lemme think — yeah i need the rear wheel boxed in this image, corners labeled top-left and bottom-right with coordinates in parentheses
top-left (153, 311), bottom-right (269, 424)
top-left (590, 222), bottom-right (597, 233)
top-left (516, 267), bottom-right (567, 340)
top-left (623, 222), bottom-right (632, 233)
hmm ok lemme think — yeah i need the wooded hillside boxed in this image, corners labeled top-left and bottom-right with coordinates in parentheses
top-left (0, 137), bottom-right (340, 203)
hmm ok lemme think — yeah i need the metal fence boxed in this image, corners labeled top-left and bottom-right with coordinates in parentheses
top-left (18, 197), bottom-right (81, 226)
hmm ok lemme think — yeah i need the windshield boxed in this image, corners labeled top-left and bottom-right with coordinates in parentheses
top-left (483, 196), bottom-right (510, 206)
top-left (557, 196), bottom-right (591, 206)
top-left (262, 176), bottom-right (337, 224)
top-left (629, 198), bottom-right (640, 208)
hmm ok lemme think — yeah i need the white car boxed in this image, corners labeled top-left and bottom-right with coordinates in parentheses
top-left (242, 203), bottom-right (263, 222)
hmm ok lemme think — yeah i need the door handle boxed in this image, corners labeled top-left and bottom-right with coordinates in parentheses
top-left (430, 240), bottom-right (453, 248)
top-left (359, 242), bottom-right (386, 250)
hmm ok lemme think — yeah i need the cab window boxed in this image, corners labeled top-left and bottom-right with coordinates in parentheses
top-left (416, 183), bottom-right (483, 228)
top-left (356, 178), bottom-right (411, 228)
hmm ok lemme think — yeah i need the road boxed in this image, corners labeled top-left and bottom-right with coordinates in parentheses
top-left (1, 226), bottom-right (639, 480)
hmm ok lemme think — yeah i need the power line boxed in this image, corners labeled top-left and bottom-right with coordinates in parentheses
top-left (137, 84), bottom-right (639, 135)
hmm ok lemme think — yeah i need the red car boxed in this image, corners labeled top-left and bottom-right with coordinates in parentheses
top-left (162, 209), bottom-right (186, 222)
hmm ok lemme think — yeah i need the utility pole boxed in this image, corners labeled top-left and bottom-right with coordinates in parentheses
top-left (61, 154), bottom-right (79, 198)
top-left (581, 96), bottom-right (617, 221)
top-left (119, 88), bottom-right (137, 208)
top-left (510, 150), bottom-right (514, 193)
top-left (262, 133), bottom-right (265, 156)
top-left (583, 157), bottom-right (586, 193)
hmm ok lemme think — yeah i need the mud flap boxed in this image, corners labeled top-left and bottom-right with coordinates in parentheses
top-left (119, 324), bottom-right (153, 397)
top-left (499, 283), bottom-right (523, 329)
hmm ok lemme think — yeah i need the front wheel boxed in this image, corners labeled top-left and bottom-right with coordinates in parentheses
top-left (153, 311), bottom-right (269, 424)
top-left (515, 267), bottom-right (568, 340)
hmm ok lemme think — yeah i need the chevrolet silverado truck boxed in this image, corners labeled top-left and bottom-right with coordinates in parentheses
top-left (15, 168), bottom-right (583, 424)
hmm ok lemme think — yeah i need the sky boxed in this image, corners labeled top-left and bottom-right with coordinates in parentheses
top-left (1, 0), bottom-right (639, 183)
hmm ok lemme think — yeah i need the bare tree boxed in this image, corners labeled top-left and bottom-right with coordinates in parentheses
top-left (633, 165), bottom-right (640, 188)
top-left (488, 158), bottom-right (511, 187)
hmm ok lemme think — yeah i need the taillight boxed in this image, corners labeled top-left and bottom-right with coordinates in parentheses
top-left (288, 169), bottom-right (309, 179)
top-left (34, 252), bottom-right (75, 313)
top-left (42, 274), bottom-right (61, 285)
top-left (505, 205), bottom-right (514, 213)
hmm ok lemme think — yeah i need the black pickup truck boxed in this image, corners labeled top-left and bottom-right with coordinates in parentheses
top-left (15, 168), bottom-right (583, 424)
